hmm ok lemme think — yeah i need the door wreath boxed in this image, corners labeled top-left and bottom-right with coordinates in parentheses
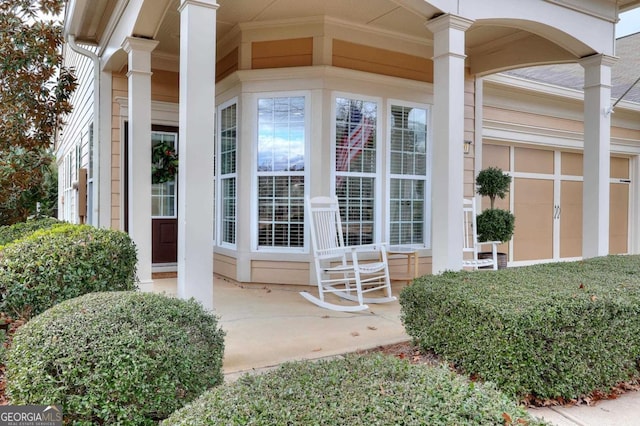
top-left (151, 142), bottom-right (178, 184)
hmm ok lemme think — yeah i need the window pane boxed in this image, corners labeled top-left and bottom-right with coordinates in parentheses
top-left (258, 176), bottom-right (305, 248)
top-left (389, 178), bottom-right (425, 245)
top-left (390, 105), bottom-right (427, 177)
top-left (151, 132), bottom-right (178, 218)
top-left (335, 176), bottom-right (374, 246)
top-left (335, 98), bottom-right (376, 173)
top-left (257, 96), bottom-right (306, 248)
top-left (222, 177), bottom-right (236, 244)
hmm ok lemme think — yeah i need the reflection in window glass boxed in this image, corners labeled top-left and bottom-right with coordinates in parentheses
top-left (220, 103), bottom-right (237, 245)
top-left (389, 105), bottom-right (428, 245)
top-left (151, 132), bottom-right (177, 217)
top-left (257, 96), bottom-right (305, 248)
top-left (335, 97), bottom-right (377, 245)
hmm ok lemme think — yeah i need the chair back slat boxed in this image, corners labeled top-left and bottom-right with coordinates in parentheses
top-left (308, 196), bottom-right (346, 259)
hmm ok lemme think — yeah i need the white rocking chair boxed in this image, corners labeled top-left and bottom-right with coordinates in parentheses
top-left (462, 198), bottom-right (499, 270)
top-left (301, 196), bottom-right (396, 312)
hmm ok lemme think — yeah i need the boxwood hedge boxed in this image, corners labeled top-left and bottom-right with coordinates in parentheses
top-left (400, 255), bottom-right (640, 401)
top-left (0, 217), bottom-right (62, 247)
top-left (0, 224), bottom-right (137, 320)
top-left (7, 291), bottom-right (225, 425)
top-left (163, 354), bottom-right (548, 426)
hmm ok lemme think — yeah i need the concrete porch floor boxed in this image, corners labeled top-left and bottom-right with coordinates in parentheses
top-left (140, 276), bottom-right (410, 378)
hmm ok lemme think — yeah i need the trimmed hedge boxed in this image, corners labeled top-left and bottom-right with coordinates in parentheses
top-left (0, 217), bottom-right (62, 247)
top-left (400, 255), bottom-right (640, 401)
top-left (0, 224), bottom-right (137, 320)
top-left (7, 291), bottom-right (225, 425)
top-left (163, 354), bottom-right (548, 426)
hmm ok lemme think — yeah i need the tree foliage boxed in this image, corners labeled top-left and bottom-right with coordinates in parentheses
top-left (0, 0), bottom-right (76, 225)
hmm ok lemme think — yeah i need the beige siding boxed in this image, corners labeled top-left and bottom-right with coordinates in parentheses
top-left (252, 38), bottom-right (313, 69)
top-left (251, 261), bottom-right (309, 285)
top-left (612, 125), bottom-right (640, 141)
top-left (484, 106), bottom-right (583, 133)
top-left (214, 253), bottom-right (238, 281)
top-left (217, 47), bottom-right (239, 82)
top-left (332, 39), bottom-right (433, 83)
top-left (151, 70), bottom-right (179, 103)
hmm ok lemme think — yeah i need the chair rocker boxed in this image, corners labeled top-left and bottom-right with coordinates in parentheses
top-left (462, 198), bottom-right (499, 271)
top-left (301, 196), bottom-right (396, 312)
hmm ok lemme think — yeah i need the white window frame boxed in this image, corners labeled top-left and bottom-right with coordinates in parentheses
top-left (386, 100), bottom-right (432, 249)
top-left (216, 98), bottom-right (238, 249)
top-left (252, 91), bottom-right (310, 253)
top-left (331, 92), bottom-right (383, 245)
top-left (151, 130), bottom-right (178, 219)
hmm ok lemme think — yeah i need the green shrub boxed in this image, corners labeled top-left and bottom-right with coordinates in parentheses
top-left (0, 217), bottom-right (62, 247)
top-left (163, 354), bottom-right (548, 426)
top-left (0, 224), bottom-right (137, 320)
top-left (6, 291), bottom-right (225, 425)
top-left (400, 255), bottom-right (640, 401)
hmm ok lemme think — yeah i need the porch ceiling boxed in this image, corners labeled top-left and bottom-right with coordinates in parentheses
top-left (150, 0), bottom-right (593, 75)
top-left (67, 0), bottom-right (634, 75)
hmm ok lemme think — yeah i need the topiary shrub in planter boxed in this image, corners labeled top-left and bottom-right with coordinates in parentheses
top-left (6, 291), bottom-right (225, 425)
top-left (163, 354), bottom-right (549, 426)
top-left (0, 224), bottom-right (137, 320)
top-left (0, 217), bottom-right (62, 247)
top-left (400, 255), bottom-right (640, 401)
top-left (475, 167), bottom-right (515, 268)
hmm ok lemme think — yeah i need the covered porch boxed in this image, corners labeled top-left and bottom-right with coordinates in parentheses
top-left (62, 0), bottom-right (640, 311)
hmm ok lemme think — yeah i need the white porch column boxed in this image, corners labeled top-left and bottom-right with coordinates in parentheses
top-left (425, 14), bottom-right (473, 274)
top-left (121, 37), bottom-right (158, 285)
top-left (177, 0), bottom-right (218, 310)
top-left (580, 54), bottom-right (616, 259)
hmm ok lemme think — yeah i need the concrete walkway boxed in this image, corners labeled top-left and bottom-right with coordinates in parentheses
top-left (143, 276), bottom-right (640, 426)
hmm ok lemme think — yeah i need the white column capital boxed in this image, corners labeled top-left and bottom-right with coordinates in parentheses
top-left (425, 14), bottom-right (474, 34)
top-left (121, 37), bottom-right (159, 77)
top-left (121, 36), bottom-right (159, 54)
top-left (579, 53), bottom-right (618, 70)
top-left (179, 0), bottom-right (219, 13)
